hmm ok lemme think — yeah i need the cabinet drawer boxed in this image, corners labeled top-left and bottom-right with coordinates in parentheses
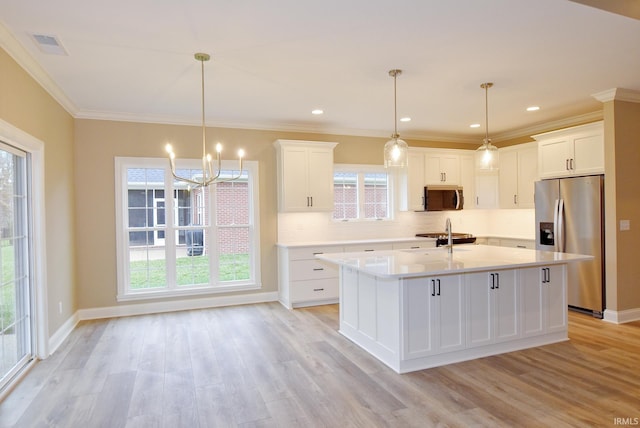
top-left (392, 241), bottom-right (436, 250)
top-left (288, 246), bottom-right (343, 261)
top-left (344, 243), bottom-right (393, 252)
top-left (290, 259), bottom-right (338, 281)
top-left (290, 279), bottom-right (339, 302)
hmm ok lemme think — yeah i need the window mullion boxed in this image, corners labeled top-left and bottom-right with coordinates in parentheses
top-left (357, 172), bottom-right (365, 219)
top-left (208, 184), bottom-right (219, 286)
top-left (164, 167), bottom-right (177, 289)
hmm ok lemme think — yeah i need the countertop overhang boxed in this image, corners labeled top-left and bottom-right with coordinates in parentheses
top-left (316, 245), bottom-right (593, 279)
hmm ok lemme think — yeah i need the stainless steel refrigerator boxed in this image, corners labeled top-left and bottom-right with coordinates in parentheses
top-left (534, 175), bottom-right (605, 318)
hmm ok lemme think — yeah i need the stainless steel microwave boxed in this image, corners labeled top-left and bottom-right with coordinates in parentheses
top-left (423, 186), bottom-right (464, 211)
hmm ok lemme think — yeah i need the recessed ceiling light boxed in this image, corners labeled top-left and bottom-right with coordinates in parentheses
top-left (400, 117), bottom-right (411, 122)
top-left (311, 109), bottom-right (324, 115)
top-left (470, 123), bottom-right (481, 128)
top-left (526, 106), bottom-right (540, 112)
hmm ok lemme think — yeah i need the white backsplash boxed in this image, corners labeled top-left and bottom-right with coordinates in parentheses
top-left (277, 209), bottom-right (535, 243)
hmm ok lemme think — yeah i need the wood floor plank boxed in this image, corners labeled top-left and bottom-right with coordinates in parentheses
top-left (3, 305), bottom-right (640, 427)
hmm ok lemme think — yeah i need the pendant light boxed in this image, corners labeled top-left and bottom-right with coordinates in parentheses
top-left (165, 53), bottom-right (245, 188)
top-left (475, 82), bottom-right (499, 171)
top-left (383, 69), bottom-right (409, 168)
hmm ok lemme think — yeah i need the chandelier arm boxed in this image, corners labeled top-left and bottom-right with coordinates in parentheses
top-left (212, 158), bottom-right (244, 183)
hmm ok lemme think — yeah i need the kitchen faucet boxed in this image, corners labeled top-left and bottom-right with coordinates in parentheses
top-left (445, 217), bottom-right (453, 254)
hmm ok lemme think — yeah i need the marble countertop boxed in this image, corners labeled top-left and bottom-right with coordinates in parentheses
top-left (315, 245), bottom-right (592, 279)
top-left (276, 236), bottom-right (435, 248)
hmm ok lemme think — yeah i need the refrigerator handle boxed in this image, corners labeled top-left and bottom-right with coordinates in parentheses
top-left (553, 199), bottom-right (560, 252)
top-left (558, 198), bottom-right (565, 253)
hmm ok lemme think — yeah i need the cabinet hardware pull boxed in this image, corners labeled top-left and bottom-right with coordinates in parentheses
top-left (313, 268), bottom-right (324, 271)
top-left (312, 252), bottom-right (323, 255)
top-left (566, 159), bottom-right (569, 171)
top-left (495, 273), bottom-right (500, 289)
top-left (431, 279), bottom-right (436, 297)
top-left (570, 158), bottom-right (574, 170)
top-left (310, 196), bottom-right (313, 207)
top-left (476, 196), bottom-right (479, 205)
top-left (514, 194), bottom-right (517, 205)
top-left (437, 279), bottom-right (441, 296)
top-left (313, 288), bottom-right (324, 292)
top-left (490, 273), bottom-right (495, 289)
top-left (364, 249), bottom-right (374, 252)
top-left (411, 246), bottom-right (420, 249)
top-left (516, 245), bottom-right (526, 248)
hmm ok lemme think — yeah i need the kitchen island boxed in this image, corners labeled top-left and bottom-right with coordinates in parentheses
top-left (316, 245), bottom-right (591, 373)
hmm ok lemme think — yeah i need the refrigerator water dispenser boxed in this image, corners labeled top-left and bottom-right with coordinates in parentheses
top-left (539, 222), bottom-right (554, 246)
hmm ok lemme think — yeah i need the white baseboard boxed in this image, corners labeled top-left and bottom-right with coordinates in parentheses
top-left (77, 291), bottom-right (279, 321)
top-left (48, 311), bottom-right (80, 356)
top-left (603, 307), bottom-right (640, 324)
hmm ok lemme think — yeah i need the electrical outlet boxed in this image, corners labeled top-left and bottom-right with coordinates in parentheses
top-left (620, 219), bottom-right (630, 231)
top-left (58, 301), bottom-right (62, 314)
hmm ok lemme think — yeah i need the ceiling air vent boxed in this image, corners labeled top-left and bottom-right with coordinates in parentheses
top-left (29, 33), bottom-right (68, 55)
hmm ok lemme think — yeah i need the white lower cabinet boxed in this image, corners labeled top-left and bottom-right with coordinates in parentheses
top-left (520, 265), bottom-right (567, 337)
top-left (278, 245), bottom-right (342, 308)
top-left (465, 269), bottom-right (519, 348)
top-left (403, 275), bottom-right (465, 359)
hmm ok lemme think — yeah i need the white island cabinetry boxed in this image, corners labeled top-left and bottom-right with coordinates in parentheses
top-left (318, 246), bottom-right (590, 373)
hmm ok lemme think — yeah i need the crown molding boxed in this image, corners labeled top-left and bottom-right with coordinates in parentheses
top-left (0, 22), bottom-right (78, 116)
top-left (592, 88), bottom-right (640, 103)
top-left (491, 110), bottom-right (604, 142)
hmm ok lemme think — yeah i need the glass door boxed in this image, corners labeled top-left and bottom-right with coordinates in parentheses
top-left (0, 142), bottom-right (33, 391)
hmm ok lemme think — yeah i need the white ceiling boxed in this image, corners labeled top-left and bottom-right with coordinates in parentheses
top-left (1, 0), bottom-right (639, 143)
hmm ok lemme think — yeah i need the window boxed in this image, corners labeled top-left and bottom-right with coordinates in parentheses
top-left (115, 157), bottom-right (260, 301)
top-left (333, 165), bottom-right (391, 221)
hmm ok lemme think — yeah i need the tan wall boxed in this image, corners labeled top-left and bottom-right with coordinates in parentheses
top-left (74, 120), bottom-right (472, 309)
top-left (0, 48), bottom-right (76, 334)
top-left (607, 100), bottom-right (640, 311)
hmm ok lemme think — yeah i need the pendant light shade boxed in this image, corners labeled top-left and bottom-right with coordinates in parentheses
top-left (475, 82), bottom-right (499, 171)
top-left (384, 69), bottom-right (408, 168)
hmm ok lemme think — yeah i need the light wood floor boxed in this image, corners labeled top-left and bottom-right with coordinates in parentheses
top-left (1, 303), bottom-right (639, 427)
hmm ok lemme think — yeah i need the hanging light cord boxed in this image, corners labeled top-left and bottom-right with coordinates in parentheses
top-left (481, 82), bottom-right (493, 145)
top-left (390, 69), bottom-right (402, 139)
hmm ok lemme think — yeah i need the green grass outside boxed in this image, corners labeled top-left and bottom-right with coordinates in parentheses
top-left (129, 254), bottom-right (250, 289)
top-left (1, 244), bottom-right (17, 331)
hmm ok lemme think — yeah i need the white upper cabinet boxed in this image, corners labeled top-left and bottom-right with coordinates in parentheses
top-left (425, 153), bottom-right (460, 185)
top-left (498, 142), bottom-right (538, 209)
top-left (534, 121), bottom-right (604, 179)
top-left (274, 140), bottom-right (338, 212)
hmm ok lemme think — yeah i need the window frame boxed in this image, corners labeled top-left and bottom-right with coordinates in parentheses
top-left (332, 164), bottom-right (394, 222)
top-left (114, 156), bottom-right (261, 301)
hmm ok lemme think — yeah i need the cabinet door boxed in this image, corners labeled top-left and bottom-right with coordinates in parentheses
top-left (493, 270), bottom-right (519, 343)
top-left (459, 155), bottom-right (475, 209)
top-left (307, 147), bottom-right (334, 211)
top-left (520, 267), bottom-right (545, 337)
top-left (545, 265), bottom-right (567, 334)
top-left (440, 155), bottom-right (460, 184)
top-left (499, 150), bottom-right (518, 208)
top-left (281, 146), bottom-right (311, 211)
top-left (434, 275), bottom-right (465, 352)
top-left (424, 155), bottom-right (444, 184)
top-left (407, 151), bottom-right (426, 210)
top-left (475, 174), bottom-right (498, 209)
top-left (516, 145), bottom-right (538, 208)
top-left (538, 139), bottom-right (573, 179)
top-left (466, 272), bottom-right (493, 348)
top-left (573, 134), bottom-right (604, 175)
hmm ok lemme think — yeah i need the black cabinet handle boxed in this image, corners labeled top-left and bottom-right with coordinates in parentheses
top-left (437, 279), bottom-right (441, 296)
top-left (312, 252), bottom-right (323, 255)
top-left (313, 288), bottom-right (324, 292)
top-left (431, 279), bottom-right (435, 296)
top-left (364, 249), bottom-right (375, 252)
top-left (495, 273), bottom-right (499, 289)
top-left (310, 196), bottom-right (313, 207)
top-left (313, 268), bottom-right (324, 271)
top-left (490, 273), bottom-right (495, 290)
top-left (566, 159), bottom-right (570, 171)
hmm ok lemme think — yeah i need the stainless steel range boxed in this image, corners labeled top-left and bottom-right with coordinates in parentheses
top-left (415, 232), bottom-right (476, 247)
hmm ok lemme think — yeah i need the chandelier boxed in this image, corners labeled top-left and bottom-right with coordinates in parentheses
top-left (476, 82), bottom-right (499, 170)
top-left (165, 53), bottom-right (245, 187)
top-left (383, 69), bottom-right (409, 168)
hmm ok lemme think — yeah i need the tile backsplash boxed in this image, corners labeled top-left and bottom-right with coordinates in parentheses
top-left (277, 209), bottom-right (535, 244)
